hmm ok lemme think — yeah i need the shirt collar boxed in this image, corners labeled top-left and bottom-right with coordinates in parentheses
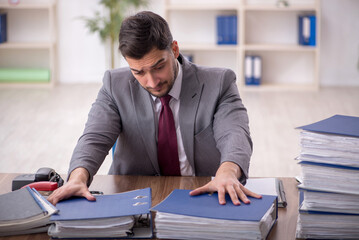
top-left (151, 59), bottom-right (182, 102)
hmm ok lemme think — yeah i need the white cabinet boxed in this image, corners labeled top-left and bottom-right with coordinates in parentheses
top-left (0, 1), bottom-right (57, 87)
top-left (164, 0), bottom-right (320, 91)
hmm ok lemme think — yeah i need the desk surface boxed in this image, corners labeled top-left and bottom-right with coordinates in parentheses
top-left (0, 174), bottom-right (299, 240)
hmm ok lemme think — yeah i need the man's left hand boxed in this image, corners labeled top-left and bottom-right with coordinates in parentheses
top-left (189, 162), bottom-right (262, 205)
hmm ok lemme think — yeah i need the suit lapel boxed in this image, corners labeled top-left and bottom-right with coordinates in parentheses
top-left (129, 79), bottom-right (160, 174)
top-left (179, 59), bottom-right (203, 173)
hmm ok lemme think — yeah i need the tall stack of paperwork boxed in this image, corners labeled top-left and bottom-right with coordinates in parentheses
top-left (295, 115), bottom-right (359, 239)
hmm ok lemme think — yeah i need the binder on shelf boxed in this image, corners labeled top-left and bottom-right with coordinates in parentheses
top-left (253, 56), bottom-right (262, 85)
top-left (245, 55), bottom-right (261, 85)
top-left (245, 55), bottom-right (253, 85)
top-left (0, 13), bottom-right (7, 43)
top-left (151, 189), bottom-right (278, 240)
top-left (216, 15), bottom-right (237, 45)
top-left (0, 187), bottom-right (58, 236)
top-left (48, 188), bottom-right (152, 239)
top-left (298, 15), bottom-right (316, 46)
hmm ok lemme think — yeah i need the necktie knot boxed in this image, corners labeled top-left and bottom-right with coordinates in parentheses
top-left (160, 95), bottom-right (171, 106)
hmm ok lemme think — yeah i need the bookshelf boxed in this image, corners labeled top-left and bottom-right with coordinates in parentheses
top-left (0, 1), bottom-right (57, 87)
top-left (164, 0), bottom-right (320, 91)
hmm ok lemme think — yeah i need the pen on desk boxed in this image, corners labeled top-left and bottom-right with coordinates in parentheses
top-left (90, 191), bottom-right (103, 195)
top-left (278, 179), bottom-right (287, 208)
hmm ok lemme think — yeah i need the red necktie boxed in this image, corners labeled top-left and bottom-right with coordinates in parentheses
top-left (157, 95), bottom-right (181, 176)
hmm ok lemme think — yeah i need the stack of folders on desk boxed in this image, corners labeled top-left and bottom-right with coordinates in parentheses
top-left (0, 186), bottom-right (58, 236)
top-left (152, 189), bottom-right (278, 240)
top-left (48, 188), bottom-right (152, 239)
top-left (295, 115), bottom-right (359, 239)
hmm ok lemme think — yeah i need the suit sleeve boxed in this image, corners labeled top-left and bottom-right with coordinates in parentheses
top-left (68, 70), bottom-right (121, 185)
top-left (213, 69), bottom-right (252, 183)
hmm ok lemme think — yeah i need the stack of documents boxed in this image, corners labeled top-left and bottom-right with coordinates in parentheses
top-left (295, 115), bottom-right (359, 239)
top-left (152, 189), bottom-right (278, 240)
top-left (0, 187), bottom-right (58, 236)
top-left (48, 188), bottom-right (152, 239)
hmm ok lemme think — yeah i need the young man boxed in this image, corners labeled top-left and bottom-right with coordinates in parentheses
top-left (48, 11), bottom-right (260, 205)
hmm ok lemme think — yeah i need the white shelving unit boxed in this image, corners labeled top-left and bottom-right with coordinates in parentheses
top-left (0, 1), bottom-right (57, 87)
top-left (164, 0), bottom-right (320, 91)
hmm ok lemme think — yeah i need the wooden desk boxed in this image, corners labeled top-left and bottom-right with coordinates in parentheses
top-left (0, 174), bottom-right (299, 240)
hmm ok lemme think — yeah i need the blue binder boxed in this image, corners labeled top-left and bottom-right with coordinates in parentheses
top-left (297, 114), bottom-right (359, 138)
top-left (152, 189), bottom-right (277, 239)
top-left (0, 13), bottom-right (7, 43)
top-left (245, 55), bottom-right (262, 85)
top-left (152, 189), bottom-right (277, 221)
top-left (217, 15), bottom-right (237, 45)
top-left (298, 15), bottom-right (316, 46)
top-left (252, 56), bottom-right (262, 85)
top-left (245, 55), bottom-right (253, 85)
top-left (50, 188), bottom-right (152, 238)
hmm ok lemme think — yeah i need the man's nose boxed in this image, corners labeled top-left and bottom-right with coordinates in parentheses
top-left (146, 73), bottom-right (159, 88)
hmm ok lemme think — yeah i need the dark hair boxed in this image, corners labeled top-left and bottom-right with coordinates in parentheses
top-left (119, 11), bottom-right (173, 59)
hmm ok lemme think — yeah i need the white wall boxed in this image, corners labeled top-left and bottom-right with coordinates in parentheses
top-left (320, 0), bottom-right (359, 86)
top-left (56, 0), bottom-right (164, 83)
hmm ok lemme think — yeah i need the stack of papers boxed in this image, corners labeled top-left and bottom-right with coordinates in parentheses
top-left (0, 187), bottom-right (58, 236)
top-left (48, 188), bottom-right (152, 239)
top-left (295, 115), bottom-right (359, 239)
top-left (152, 189), bottom-right (278, 240)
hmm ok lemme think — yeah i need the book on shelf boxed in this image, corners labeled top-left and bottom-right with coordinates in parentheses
top-left (216, 15), bottom-right (237, 45)
top-left (48, 188), bottom-right (152, 239)
top-left (245, 55), bottom-right (262, 85)
top-left (298, 15), bottom-right (316, 46)
top-left (0, 186), bottom-right (58, 237)
top-left (151, 189), bottom-right (278, 240)
top-left (295, 115), bottom-right (359, 239)
top-left (0, 13), bottom-right (6, 43)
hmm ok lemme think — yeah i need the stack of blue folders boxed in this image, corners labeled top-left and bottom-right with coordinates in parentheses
top-left (48, 188), bottom-right (152, 239)
top-left (216, 15), bottom-right (237, 45)
top-left (295, 115), bottom-right (359, 239)
top-left (152, 189), bottom-right (278, 240)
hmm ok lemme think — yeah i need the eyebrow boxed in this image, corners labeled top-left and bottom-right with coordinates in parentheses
top-left (130, 58), bottom-right (166, 73)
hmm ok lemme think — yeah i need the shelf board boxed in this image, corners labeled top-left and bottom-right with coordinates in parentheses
top-left (244, 44), bottom-right (316, 52)
top-left (166, 4), bottom-right (239, 11)
top-left (0, 42), bottom-right (54, 49)
top-left (244, 5), bottom-right (317, 11)
top-left (239, 82), bottom-right (318, 91)
top-left (0, 3), bottom-right (54, 9)
top-left (180, 43), bottom-right (238, 51)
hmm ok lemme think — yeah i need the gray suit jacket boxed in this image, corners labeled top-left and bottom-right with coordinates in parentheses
top-left (69, 55), bottom-right (252, 184)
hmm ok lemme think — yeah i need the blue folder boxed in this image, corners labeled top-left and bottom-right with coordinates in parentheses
top-left (298, 15), bottom-right (316, 46)
top-left (0, 13), bottom-right (7, 43)
top-left (51, 188), bottom-right (151, 221)
top-left (50, 188), bottom-right (152, 238)
top-left (152, 189), bottom-right (277, 222)
top-left (297, 114), bottom-right (359, 138)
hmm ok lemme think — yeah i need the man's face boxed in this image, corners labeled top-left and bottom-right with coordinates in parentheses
top-left (126, 41), bottom-right (180, 98)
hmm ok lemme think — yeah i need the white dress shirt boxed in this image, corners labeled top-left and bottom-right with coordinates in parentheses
top-left (152, 60), bottom-right (194, 176)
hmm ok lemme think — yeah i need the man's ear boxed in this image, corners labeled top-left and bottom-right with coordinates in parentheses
top-left (171, 41), bottom-right (180, 58)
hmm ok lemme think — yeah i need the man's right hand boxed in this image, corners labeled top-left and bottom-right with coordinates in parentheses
top-left (47, 167), bottom-right (96, 205)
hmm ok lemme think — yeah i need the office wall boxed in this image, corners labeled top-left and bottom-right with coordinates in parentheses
top-left (56, 0), bottom-right (164, 83)
top-left (320, 0), bottom-right (359, 86)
